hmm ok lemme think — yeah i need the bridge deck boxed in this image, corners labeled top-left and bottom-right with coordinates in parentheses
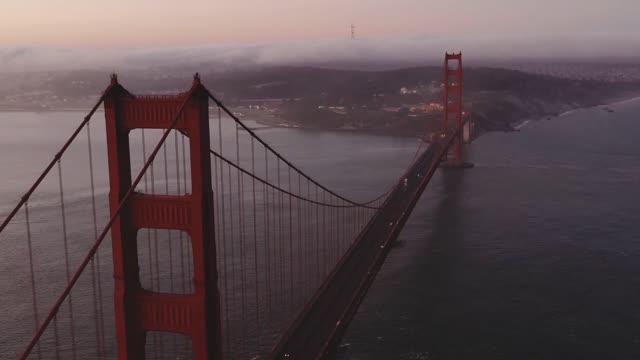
top-left (272, 139), bottom-right (447, 359)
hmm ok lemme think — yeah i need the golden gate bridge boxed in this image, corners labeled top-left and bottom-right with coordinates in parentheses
top-left (1, 53), bottom-right (470, 359)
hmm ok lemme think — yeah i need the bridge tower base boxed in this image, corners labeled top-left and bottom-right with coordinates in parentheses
top-left (104, 74), bottom-right (222, 360)
top-left (440, 52), bottom-right (473, 169)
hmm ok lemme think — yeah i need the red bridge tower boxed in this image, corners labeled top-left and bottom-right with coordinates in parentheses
top-left (441, 52), bottom-right (473, 168)
top-left (104, 75), bottom-right (222, 359)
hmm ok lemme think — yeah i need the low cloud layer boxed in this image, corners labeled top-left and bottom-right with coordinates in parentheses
top-left (1, 33), bottom-right (639, 73)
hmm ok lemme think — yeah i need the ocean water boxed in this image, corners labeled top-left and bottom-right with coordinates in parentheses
top-left (337, 99), bottom-right (640, 360)
top-left (1, 98), bottom-right (640, 359)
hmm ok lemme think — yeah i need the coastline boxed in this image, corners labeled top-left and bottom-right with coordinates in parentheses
top-left (509, 92), bottom-right (640, 131)
top-left (607, 94), bottom-right (640, 106)
top-left (255, 92), bottom-right (640, 138)
top-left (252, 117), bottom-right (425, 138)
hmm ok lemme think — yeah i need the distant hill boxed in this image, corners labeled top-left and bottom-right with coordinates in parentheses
top-left (1, 66), bottom-right (639, 135)
top-left (195, 66), bottom-right (640, 134)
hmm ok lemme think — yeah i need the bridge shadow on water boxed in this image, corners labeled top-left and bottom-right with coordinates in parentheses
top-left (402, 169), bottom-right (472, 359)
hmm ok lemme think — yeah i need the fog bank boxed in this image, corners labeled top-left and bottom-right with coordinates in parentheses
top-left (2, 33), bottom-right (639, 72)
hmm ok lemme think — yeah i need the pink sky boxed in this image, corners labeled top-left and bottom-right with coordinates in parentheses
top-left (1, 0), bottom-right (637, 48)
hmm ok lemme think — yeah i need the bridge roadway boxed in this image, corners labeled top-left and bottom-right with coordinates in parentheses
top-left (271, 136), bottom-right (448, 359)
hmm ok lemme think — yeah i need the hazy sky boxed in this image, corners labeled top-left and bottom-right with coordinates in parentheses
top-left (1, 0), bottom-right (638, 48)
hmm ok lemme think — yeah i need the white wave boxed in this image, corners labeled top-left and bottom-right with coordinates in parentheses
top-left (513, 120), bottom-right (530, 130)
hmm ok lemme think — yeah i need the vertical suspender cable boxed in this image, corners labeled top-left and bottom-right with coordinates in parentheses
top-left (218, 107), bottom-right (231, 354)
top-left (236, 123), bottom-right (247, 353)
top-left (297, 173), bottom-right (302, 307)
top-left (141, 129), bottom-right (157, 354)
top-left (25, 202), bottom-right (42, 359)
top-left (306, 180), bottom-right (311, 290)
top-left (227, 161), bottom-right (235, 354)
top-left (162, 139), bottom-right (177, 352)
top-left (213, 153), bottom-right (221, 316)
top-left (339, 203), bottom-right (343, 253)
top-left (241, 163), bottom-right (248, 354)
top-left (250, 137), bottom-right (260, 349)
top-left (86, 123), bottom-right (104, 357)
top-left (141, 130), bottom-right (153, 286)
top-left (174, 131), bottom-right (188, 353)
top-left (150, 140), bottom-right (160, 295)
top-left (302, 179), bottom-right (308, 298)
top-left (163, 139), bottom-right (174, 293)
top-left (272, 158), bottom-right (277, 316)
top-left (264, 148), bottom-right (272, 324)
top-left (175, 131), bottom-right (187, 295)
top-left (322, 191), bottom-right (327, 277)
top-left (181, 133), bottom-right (192, 291)
top-left (213, 154), bottom-right (221, 291)
top-left (52, 300), bottom-right (60, 359)
top-left (335, 197), bottom-right (340, 262)
top-left (287, 167), bottom-right (294, 314)
top-left (315, 187), bottom-right (320, 284)
top-left (58, 160), bottom-right (77, 360)
top-left (277, 159), bottom-right (284, 309)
